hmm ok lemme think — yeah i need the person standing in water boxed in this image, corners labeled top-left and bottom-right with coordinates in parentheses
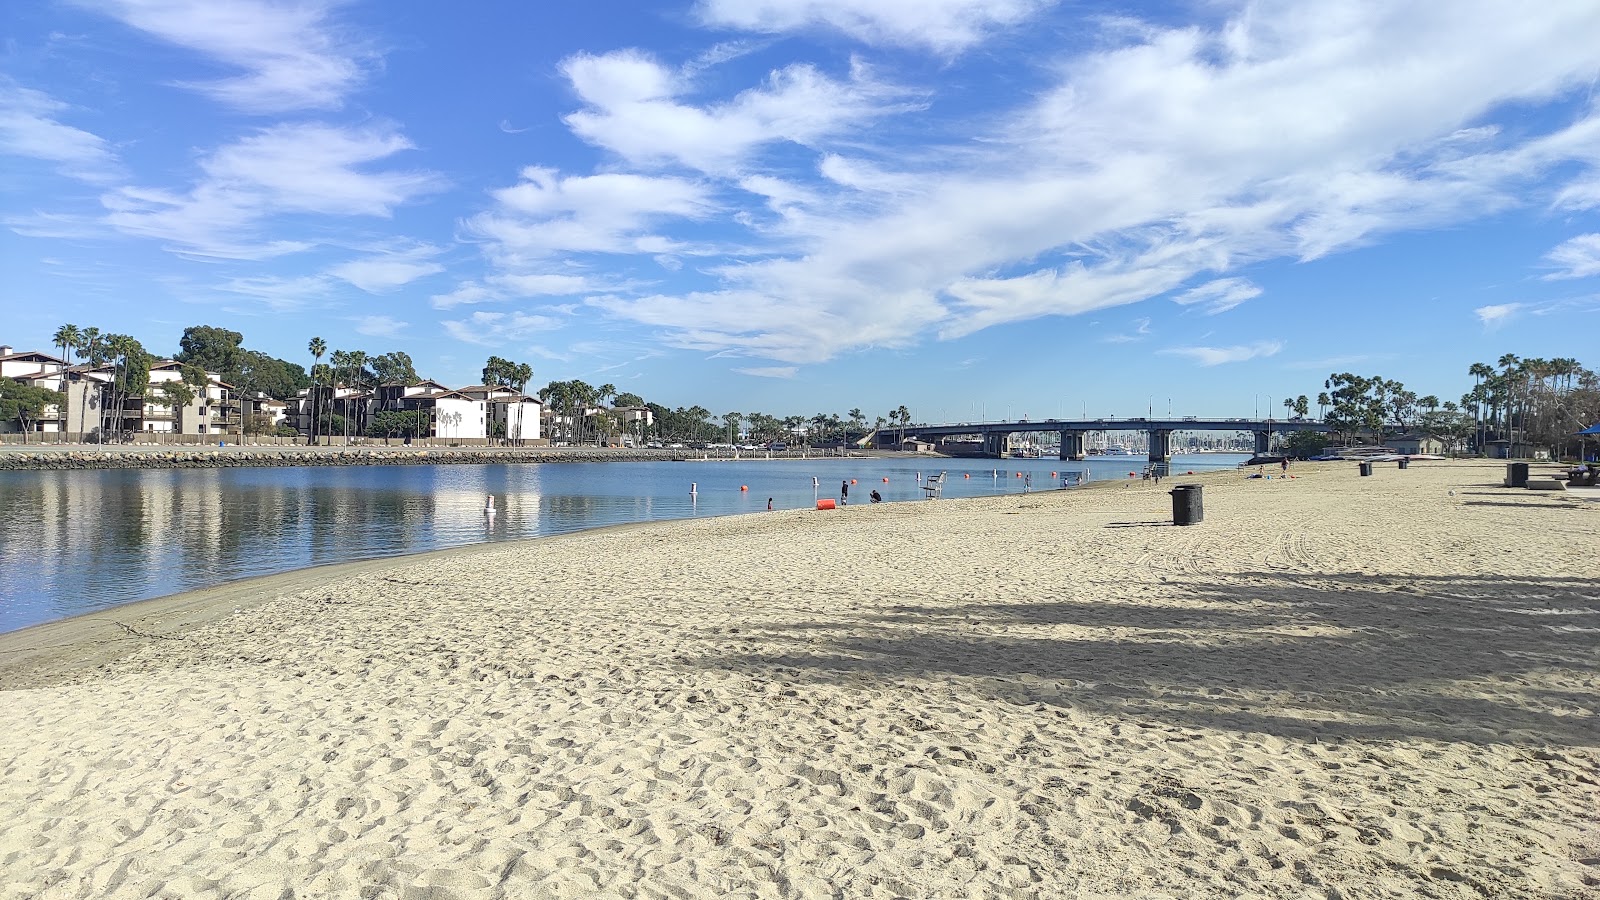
top-left (840, 480), bottom-right (849, 505)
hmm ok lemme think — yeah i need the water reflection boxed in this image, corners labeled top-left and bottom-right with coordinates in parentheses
top-left (0, 454), bottom-right (1247, 632)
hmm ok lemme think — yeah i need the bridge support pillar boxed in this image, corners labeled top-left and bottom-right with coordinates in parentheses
top-left (1255, 430), bottom-right (1271, 455)
top-left (1147, 429), bottom-right (1172, 474)
top-left (1059, 431), bottom-right (1085, 460)
top-left (983, 432), bottom-right (1009, 458)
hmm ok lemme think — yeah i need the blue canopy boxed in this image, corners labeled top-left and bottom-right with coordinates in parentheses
top-left (1579, 422), bottom-right (1600, 435)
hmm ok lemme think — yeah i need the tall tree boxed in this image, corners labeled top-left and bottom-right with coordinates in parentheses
top-left (238, 351), bottom-right (310, 400)
top-left (104, 335), bottom-right (152, 440)
top-left (52, 324), bottom-right (80, 367)
top-left (175, 326), bottom-right (245, 383)
top-left (371, 351), bottom-right (419, 386)
top-left (50, 324), bottom-right (80, 442)
top-left (307, 337), bottom-right (326, 445)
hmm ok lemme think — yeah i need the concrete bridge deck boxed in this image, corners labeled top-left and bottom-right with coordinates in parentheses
top-left (871, 417), bottom-right (1332, 463)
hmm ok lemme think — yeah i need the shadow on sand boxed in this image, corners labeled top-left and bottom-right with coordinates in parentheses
top-left (690, 571), bottom-right (1600, 748)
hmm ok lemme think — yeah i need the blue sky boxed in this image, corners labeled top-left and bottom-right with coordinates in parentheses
top-left (3, 0), bottom-right (1598, 421)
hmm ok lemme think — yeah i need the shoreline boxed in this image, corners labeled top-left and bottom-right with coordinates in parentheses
top-left (0, 466), bottom-right (1162, 662)
top-left (0, 443), bottom-right (892, 471)
top-left (0, 518), bottom-right (676, 687)
top-left (3, 459), bottom-right (1594, 897)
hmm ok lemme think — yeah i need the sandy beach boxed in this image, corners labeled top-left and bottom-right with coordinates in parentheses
top-left (1, 460), bottom-right (1596, 899)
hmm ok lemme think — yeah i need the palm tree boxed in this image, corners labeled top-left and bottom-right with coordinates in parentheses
top-left (307, 337), bottom-right (326, 445)
top-left (1467, 362), bottom-right (1493, 454)
top-left (50, 324), bottom-right (80, 442)
top-left (347, 350), bottom-right (369, 439)
top-left (330, 350), bottom-right (352, 444)
top-left (73, 327), bottom-right (104, 440)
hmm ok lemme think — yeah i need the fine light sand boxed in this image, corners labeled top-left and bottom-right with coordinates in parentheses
top-left (1, 461), bottom-right (1597, 899)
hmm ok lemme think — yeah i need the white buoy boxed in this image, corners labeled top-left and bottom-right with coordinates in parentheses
top-left (484, 494), bottom-right (497, 515)
top-left (690, 482), bottom-right (698, 496)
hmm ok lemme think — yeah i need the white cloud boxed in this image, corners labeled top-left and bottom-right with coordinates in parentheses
top-left (441, 310), bottom-right (565, 347)
top-left (431, 282), bottom-right (498, 310)
top-left (78, 0), bottom-right (368, 112)
top-left (328, 244), bottom-right (445, 293)
top-left (732, 365), bottom-right (798, 378)
top-left (1543, 233), bottom-right (1600, 280)
top-left (1160, 340), bottom-right (1283, 366)
top-left (208, 274), bottom-right (336, 312)
top-left (1100, 316), bottom-right (1151, 343)
top-left (352, 315), bottom-right (408, 338)
top-left (0, 81), bottom-right (121, 182)
top-left (102, 123), bottom-right (441, 258)
top-left (561, 49), bottom-right (916, 173)
top-left (695, 0), bottom-right (1053, 52)
top-left (468, 166), bottom-right (711, 260)
top-left (1474, 303), bottom-right (1523, 327)
top-left (1172, 277), bottom-right (1262, 314)
top-left (587, 2), bottom-right (1600, 363)
top-left (489, 273), bottom-right (602, 296)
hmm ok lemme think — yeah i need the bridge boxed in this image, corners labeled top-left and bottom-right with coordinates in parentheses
top-left (872, 417), bottom-right (1333, 465)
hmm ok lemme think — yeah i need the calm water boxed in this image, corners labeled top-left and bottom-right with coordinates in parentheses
top-left (0, 453), bottom-right (1246, 632)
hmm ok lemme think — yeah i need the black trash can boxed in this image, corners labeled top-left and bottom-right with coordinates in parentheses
top-left (1506, 461), bottom-right (1529, 488)
top-left (1359, 461), bottom-right (1373, 477)
top-left (1170, 483), bottom-right (1203, 526)
top-left (1397, 458), bottom-right (1409, 470)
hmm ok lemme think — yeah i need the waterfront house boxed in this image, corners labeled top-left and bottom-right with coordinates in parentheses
top-left (1389, 433), bottom-right (1449, 456)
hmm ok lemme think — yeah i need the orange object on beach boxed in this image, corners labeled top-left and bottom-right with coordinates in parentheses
top-left (816, 499), bottom-right (837, 510)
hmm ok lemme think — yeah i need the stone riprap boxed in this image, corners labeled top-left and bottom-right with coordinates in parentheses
top-left (0, 446), bottom-right (683, 470)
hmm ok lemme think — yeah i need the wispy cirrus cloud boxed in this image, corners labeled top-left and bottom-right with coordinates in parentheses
top-left (328, 244), bottom-right (446, 293)
top-left (1543, 233), bottom-right (1600, 280)
top-left (77, 0), bottom-right (371, 112)
top-left (561, 49), bottom-right (918, 174)
top-left (732, 365), bottom-right (798, 378)
top-left (1172, 278), bottom-right (1262, 315)
top-left (1160, 340), bottom-right (1283, 366)
top-left (695, 0), bottom-right (1053, 52)
top-left (441, 310), bottom-right (565, 347)
top-left (1101, 316), bottom-right (1151, 344)
top-left (102, 123), bottom-right (442, 258)
top-left (0, 81), bottom-right (121, 183)
top-left (584, 2), bottom-right (1600, 364)
top-left (352, 314), bottom-right (408, 338)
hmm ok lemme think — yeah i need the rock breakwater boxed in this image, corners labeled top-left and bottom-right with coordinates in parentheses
top-left (0, 447), bottom-right (672, 471)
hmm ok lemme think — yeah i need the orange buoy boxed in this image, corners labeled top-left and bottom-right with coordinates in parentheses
top-left (1015, 472), bottom-right (1022, 477)
top-left (740, 485), bottom-right (748, 491)
top-left (1051, 471), bottom-right (1057, 477)
top-left (964, 473), bottom-right (970, 478)
top-left (816, 498), bottom-right (837, 510)
top-left (850, 479), bottom-right (857, 485)
top-left (1128, 472), bottom-right (1136, 477)
top-left (1187, 470), bottom-right (1194, 475)
top-left (882, 477), bottom-right (889, 482)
